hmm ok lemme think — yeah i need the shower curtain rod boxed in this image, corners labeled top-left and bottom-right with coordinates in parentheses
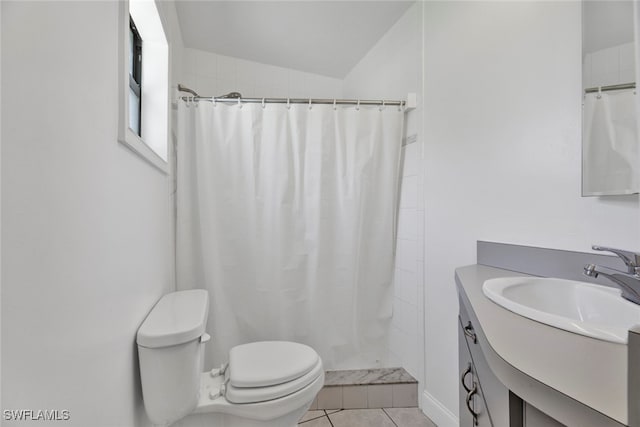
top-left (180, 96), bottom-right (406, 107)
top-left (178, 83), bottom-right (405, 107)
top-left (584, 82), bottom-right (635, 94)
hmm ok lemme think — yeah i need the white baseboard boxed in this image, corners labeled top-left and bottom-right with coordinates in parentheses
top-left (422, 390), bottom-right (458, 427)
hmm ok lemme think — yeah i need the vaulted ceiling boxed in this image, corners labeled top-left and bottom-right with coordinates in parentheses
top-left (174, 1), bottom-right (415, 78)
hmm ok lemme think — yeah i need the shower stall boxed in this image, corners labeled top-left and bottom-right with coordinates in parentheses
top-left (175, 88), bottom-right (409, 372)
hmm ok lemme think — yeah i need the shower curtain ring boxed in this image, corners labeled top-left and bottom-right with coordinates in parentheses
top-left (308, 98), bottom-right (312, 110)
top-left (237, 97), bottom-right (243, 109)
top-left (379, 100), bottom-right (385, 112)
top-left (287, 98), bottom-right (291, 110)
top-left (597, 87), bottom-right (602, 99)
top-left (356, 100), bottom-right (360, 111)
top-left (212, 97), bottom-right (217, 107)
top-left (262, 98), bottom-right (266, 109)
top-left (333, 99), bottom-right (337, 111)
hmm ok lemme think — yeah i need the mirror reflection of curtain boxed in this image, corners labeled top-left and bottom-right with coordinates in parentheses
top-left (176, 101), bottom-right (404, 370)
top-left (583, 90), bottom-right (639, 196)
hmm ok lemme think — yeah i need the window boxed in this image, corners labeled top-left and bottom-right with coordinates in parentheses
top-left (129, 18), bottom-right (142, 136)
top-left (118, 0), bottom-right (169, 172)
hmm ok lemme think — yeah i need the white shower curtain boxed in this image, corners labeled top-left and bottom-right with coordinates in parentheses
top-left (583, 90), bottom-right (639, 195)
top-left (176, 100), bottom-right (404, 370)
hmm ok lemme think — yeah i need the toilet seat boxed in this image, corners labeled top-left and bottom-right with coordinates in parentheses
top-left (225, 341), bottom-right (322, 404)
top-left (194, 368), bottom-right (325, 422)
top-left (229, 341), bottom-right (319, 387)
top-left (226, 358), bottom-right (323, 404)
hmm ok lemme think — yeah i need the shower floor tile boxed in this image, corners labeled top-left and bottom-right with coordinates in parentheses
top-left (298, 408), bottom-right (436, 427)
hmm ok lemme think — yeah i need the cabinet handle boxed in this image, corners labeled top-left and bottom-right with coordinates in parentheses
top-left (461, 363), bottom-right (472, 393)
top-left (464, 321), bottom-right (477, 344)
top-left (466, 383), bottom-right (480, 426)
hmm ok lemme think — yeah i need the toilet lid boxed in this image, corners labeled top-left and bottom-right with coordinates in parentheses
top-left (228, 341), bottom-right (319, 388)
top-left (225, 357), bottom-right (324, 404)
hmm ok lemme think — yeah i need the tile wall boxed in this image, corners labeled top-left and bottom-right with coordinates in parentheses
top-left (388, 139), bottom-right (424, 380)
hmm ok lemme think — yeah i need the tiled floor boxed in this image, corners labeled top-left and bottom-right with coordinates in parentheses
top-left (298, 408), bottom-right (437, 427)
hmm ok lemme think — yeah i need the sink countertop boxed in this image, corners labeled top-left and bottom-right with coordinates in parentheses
top-left (456, 264), bottom-right (628, 425)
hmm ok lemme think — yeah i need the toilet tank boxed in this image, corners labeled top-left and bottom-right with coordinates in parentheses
top-left (137, 289), bottom-right (210, 426)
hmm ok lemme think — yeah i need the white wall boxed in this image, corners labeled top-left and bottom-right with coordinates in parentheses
top-left (0, 0), bottom-right (3, 416)
top-left (1, 1), bottom-right (181, 425)
top-left (422, 2), bottom-right (640, 425)
top-left (181, 48), bottom-right (343, 100)
top-left (343, 0), bottom-right (424, 391)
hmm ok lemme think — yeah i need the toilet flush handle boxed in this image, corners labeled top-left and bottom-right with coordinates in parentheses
top-left (200, 333), bottom-right (211, 344)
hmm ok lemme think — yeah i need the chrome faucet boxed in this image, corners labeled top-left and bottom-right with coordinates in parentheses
top-left (584, 245), bottom-right (640, 305)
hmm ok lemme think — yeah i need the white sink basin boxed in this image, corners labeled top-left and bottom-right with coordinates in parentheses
top-left (482, 277), bottom-right (640, 344)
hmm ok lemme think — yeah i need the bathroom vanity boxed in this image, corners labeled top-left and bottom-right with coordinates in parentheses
top-left (457, 243), bottom-right (640, 427)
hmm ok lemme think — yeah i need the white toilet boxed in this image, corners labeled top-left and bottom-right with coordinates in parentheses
top-left (136, 289), bottom-right (324, 427)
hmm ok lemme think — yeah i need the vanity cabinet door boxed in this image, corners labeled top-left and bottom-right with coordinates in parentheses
top-left (459, 318), bottom-right (492, 427)
top-left (460, 325), bottom-right (476, 426)
top-left (470, 364), bottom-right (492, 427)
top-left (460, 301), bottom-right (516, 426)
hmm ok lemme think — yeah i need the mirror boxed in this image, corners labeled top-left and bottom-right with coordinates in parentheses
top-left (582, 0), bottom-right (639, 196)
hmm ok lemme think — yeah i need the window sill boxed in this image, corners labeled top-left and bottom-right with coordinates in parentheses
top-left (119, 128), bottom-right (169, 174)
